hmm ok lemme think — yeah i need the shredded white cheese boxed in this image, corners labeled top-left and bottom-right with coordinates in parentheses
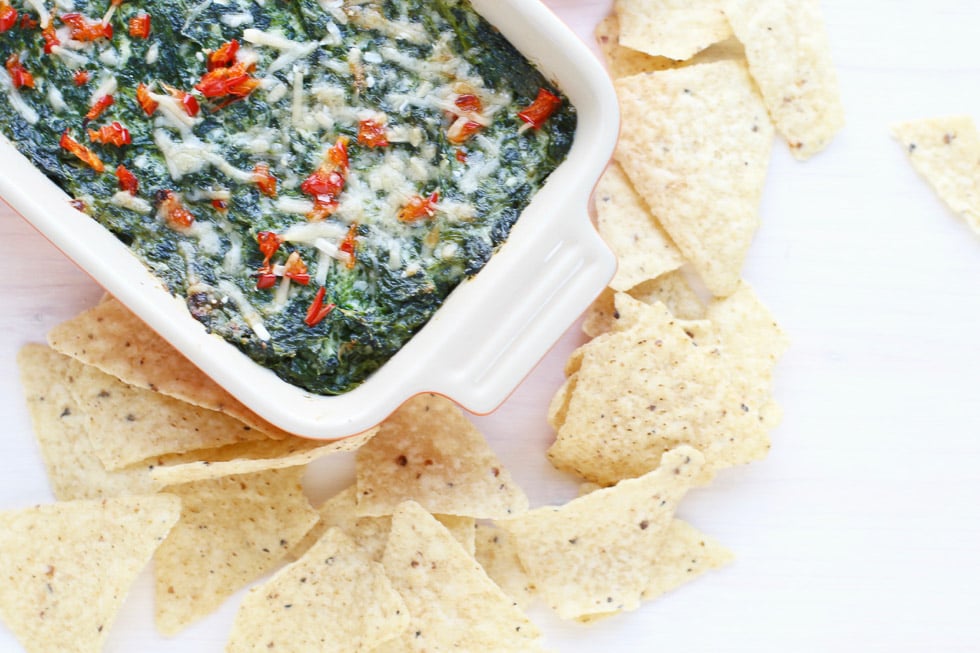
top-left (109, 191), bottom-right (152, 214)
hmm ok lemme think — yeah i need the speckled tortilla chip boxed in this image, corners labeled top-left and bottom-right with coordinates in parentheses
top-left (377, 501), bottom-right (544, 653)
top-left (0, 494), bottom-right (180, 653)
top-left (66, 363), bottom-right (268, 471)
top-left (548, 300), bottom-right (772, 485)
top-left (723, 0), bottom-right (844, 159)
top-left (46, 297), bottom-right (293, 440)
top-left (154, 467), bottom-right (319, 635)
top-left (582, 271), bottom-right (705, 338)
top-left (355, 394), bottom-right (528, 519)
top-left (614, 0), bottom-right (732, 60)
top-left (595, 163), bottom-right (684, 292)
top-left (615, 61), bottom-right (773, 297)
top-left (500, 447), bottom-right (709, 619)
top-left (227, 528), bottom-right (409, 653)
top-left (474, 522), bottom-right (535, 610)
top-left (891, 115), bottom-right (980, 234)
top-left (17, 344), bottom-right (157, 500)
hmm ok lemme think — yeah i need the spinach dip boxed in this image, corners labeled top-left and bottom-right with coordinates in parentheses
top-left (0, 0), bottom-right (576, 394)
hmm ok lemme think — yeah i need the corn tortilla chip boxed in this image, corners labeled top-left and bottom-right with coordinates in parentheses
top-left (500, 447), bottom-right (704, 619)
top-left (891, 115), bottom-right (980, 234)
top-left (614, 0), bottom-right (732, 61)
top-left (723, 0), bottom-right (844, 159)
top-left (595, 163), bottom-right (685, 292)
top-left (154, 467), bottom-right (319, 635)
top-left (17, 344), bottom-right (157, 500)
top-left (377, 501), bottom-right (544, 653)
top-left (548, 301), bottom-right (772, 485)
top-left (66, 362), bottom-right (268, 471)
top-left (474, 522), bottom-right (535, 610)
top-left (595, 13), bottom-right (678, 79)
top-left (615, 61), bottom-right (773, 297)
top-left (47, 298), bottom-right (293, 440)
top-left (0, 494), bottom-right (180, 653)
top-left (227, 527), bottom-right (409, 653)
top-left (582, 271), bottom-right (706, 338)
top-left (356, 394), bottom-right (528, 519)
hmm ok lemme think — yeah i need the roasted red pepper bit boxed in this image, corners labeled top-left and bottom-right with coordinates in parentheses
top-left (85, 94), bottom-right (113, 122)
top-left (454, 93), bottom-right (482, 114)
top-left (207, 39), bottom-right (239, 70)
top-left (60, 130), bottom-right (104, 172)
top-left (211, 199), bottom-right (227, 211)
top-left (41, 25), bottom-right (60, 53)
top-left (304, 287), bottom-right (335, 327)
top-left (115, 164), bottom-right (138, 193)
top-left (194, 61), bottom-right (258, 101)
top-left (256, 230), bottom-right (281, 264)
top-left (398, 191), bottom-right (440, 223)
top-left (357, 119), bottom-right (389, 148)
top-left (4, 53), bottom-right (34, 90)
top-left (517, 88), bottom-right (561, 130)
top-left (256, 272), bottom-right (277, 290)
top-left (338, 222), bottom-right (358, 269)
top-left (88, 121), bottom-right (131, 147)
top-left (19, 13), bottom-right (37, 29)
top-left (60, 12), bottom-right (113, 41)
top-left (327, 135), bottom-right (349, 173)
top-left (0, 4), bottom-right (19, 32)
top-left (253, 163), bottom-right (277, 197)
top-left (128, 13), bottom-right (150, 38)
top-left (301, 169), bottom-right (344, 221)
top-left (136, 82), bottom-right (158, 116)
top-left (73, 69), bottom-right (89, 85)
top-left (161, 84), bottom-right (199, 117)
top-left (283, 251), bottom-right (310, 285)
top-left (157, 189), bottom-right (194, 228)
top-left (447, 119), bottom-right (481, 145)
top-left (455, 148), bottom-right (467, 163)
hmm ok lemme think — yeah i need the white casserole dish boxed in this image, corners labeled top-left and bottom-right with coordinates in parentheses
top-left (0, 0), bottom-right (618, 439)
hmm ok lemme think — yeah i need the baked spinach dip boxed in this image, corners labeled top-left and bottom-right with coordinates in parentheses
top-left (0, 0), bottom-right (576, 393)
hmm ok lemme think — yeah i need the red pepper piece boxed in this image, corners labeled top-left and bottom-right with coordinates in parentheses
top-left (253, 163), bottom-right (277, 197)
top-left (207, 39), bottom-right (239, 70)
top-left (454, 93), bottom-right (482, 114)
top-left (357, 119), bottom-right (389, 148)
top-left (60, 131), bottom-right (104, 172)
top-left (211, 199), bottom-right (227, 211)
top-left (88, 121), bottom-right (131, 147)
top-left (60, 12), bottom-right (113, 41)
top-left (398, 191), bottom-right (440, 223)
top-left (162, 84), bottom-right (199, 117)
top-left (301, 169), bottom-right (345, 221)
top-left (327, 135), bottom-right (349, 173)
top-left (19, 13), bottom-right (37, 29)
top-left (256, 272), bottom-right (277, 290)
top-left (283, 251), bottom-right (310, 285)
top-left (73, 69), bottom-right (89, 85)
top-left (0, 5), bottom-right (18, 32)
top-left (4, 53), bottom-right (34, 89)
top-left (194, 61), bottom-right (258, 100)
top-left (256, 230), bottom-right (281, 264)
top-left (304, 287), bottom-right (335, 327)
top-left (116, 164), bottom-right (138, 193)
top-left (338, 222), bottom-right (358, 269)
top-left (517, 88), bottom-right (561, 130)
top-left (157, 189), bottom-right (194, 228)
top-left (84, 94), bottom-right (113, 122)
top-left (41, 24), bottom-right (60, 53)
top-left (136, 82), bottom-right (158, 116)
top-left (128, 13), bottom-right (150, 38)
top-left (455, 148), bottom-right (467, 163)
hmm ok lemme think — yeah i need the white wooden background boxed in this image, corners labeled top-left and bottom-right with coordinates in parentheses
top-left (2, 1), bottom-right (980, 651)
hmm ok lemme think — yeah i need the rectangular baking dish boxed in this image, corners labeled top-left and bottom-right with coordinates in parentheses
top-left (0, 0), bottom-right (619, 439)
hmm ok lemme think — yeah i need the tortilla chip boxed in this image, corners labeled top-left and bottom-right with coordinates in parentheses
top-left (66, 362), bottom-right (268, 471)
top-left (46, 297), bottom-right (293, 440)
top-left (377, 501), bottom-right (544, 652)
top-left (615, 61), bottom-right (773, 297)
top-left (891, 115), bottom-right (980, 234)
top-left (148, 428), bottom-right (376, 486)
top-left (17, 344), bottom-right (157, 500)
top-left (500, 447), bottom-right (704, 619)
top-left (474, 522), bottom-right (536, 610)
top-left (355, 394), bottom-right (528, 519)
top-left (548, 301), bottom-right (772, 485)
top-left (582, 270), bottom-right (706, 339)
top-left (154, 467), bottom-right (319, 635)
top-left (723, 0), bottom-right (844, 159)
top-left (614, 0), bottom-right (732, 61)
top-left (640, 519), bottom-right (734, 600)
top-left (595, 163), bottom-right (685, 292)
top-left (227, 527), bottom-right (409, 652)
top-left (0, 494), bottom-right (180, 653)
top-left (595, 13), bottom-right (679, 78)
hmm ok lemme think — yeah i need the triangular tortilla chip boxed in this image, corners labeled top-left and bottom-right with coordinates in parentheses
top-left (723, 0), bottom-right (844, 159)
top-left (227, 528), bottom-right (409, 652)
top-left (595, 13), bottom-right (679, 79)
top-left (595, 163), bottom-right (685, 292)
top-left (615, 60), bottom-right (773, 297)
top-left (474, 522), bottom-right (536, 610)
top-left (0, 495), bottom-right (180, 653)
top-left (377, 501), bottom-right (544, 652)
top-left (46, 298), bottom-right (292, 439)
top-left (154, 467), bottom-right (319, 635)
top-left (355, 394), bottom-right (528, 519)
top-left (614, 0), bottom-right (732, 60)
top-left (500, 447), bottom-right (708, 619)
top-left (892, 115), bottom-right (980, 234)
top-left (17, 344), bottom-right (157, 500)
top-left (582, 271), bottom-right (707, 339)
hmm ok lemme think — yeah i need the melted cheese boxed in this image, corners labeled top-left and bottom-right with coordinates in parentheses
top-left (109, 191), bottom-right (152, 214)
top-left (0, 68), bottom-right (39, 124)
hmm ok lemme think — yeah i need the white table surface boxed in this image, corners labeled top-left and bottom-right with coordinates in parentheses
top-left (2, 1), bottom-right (980, 651)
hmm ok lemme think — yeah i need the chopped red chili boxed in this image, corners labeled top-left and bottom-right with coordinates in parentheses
top-left (136, 82), bottom-right (158, 116)
top-left (157, 190), bottom-right (194, 228)
top-left (0, 5), bottom-right (19, 32)
top-left (253, 162), bottom-right (277, 197)
top-left (41, 25), bottom-right (60, 53)
top-left (60, 12), bottom-right (113, 41)
top-left (194, 61), bottom-right (258, 101)
top-left (398, 191), bottom-right (440, 223)
top-left (116, 164), bottom-right (138, 194)
top-left (517, 88), bottom-right (561, 129)
top-left (207, 39), bottom-right (239, 70)
top-left (128, 13), bottom-right (150, 39)
top-left (73, 69), bottom-right (89, 85)
top-left (84, 94), bottom-right (113, 122)
top-left (304, 287), bottom-right (336, 327)
top-left (4, 53), bottom-right (34, 89)
top-left (357, 119), bottom-right (389, 148)
top-left (60, 131), bottom-right (104, 172)
top-left (88, 121), bottom-right (131, 147)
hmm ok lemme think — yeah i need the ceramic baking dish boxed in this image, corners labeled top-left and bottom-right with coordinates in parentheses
top-left (0, 0), bottom-right (618, 439)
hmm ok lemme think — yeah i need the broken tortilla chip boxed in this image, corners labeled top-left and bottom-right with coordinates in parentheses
top-left (582, 271), bottom-right (706, 338)
top-left (614, 0), bottom-right (732, 61)
top-left (355, 394), bottom-right (528, 519)
top-left (475, 522), bottom-right (536, 610)
top-left (0, 494), bottom-right (180, 653)
top-left (891, 115), bottom-right (980, 234)
top-left (615, 61), bottom-right (773, 297)
top-left (154, 467), bottom-right (319, 635)
top-left (723, 0), bottom-right (844, 159)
